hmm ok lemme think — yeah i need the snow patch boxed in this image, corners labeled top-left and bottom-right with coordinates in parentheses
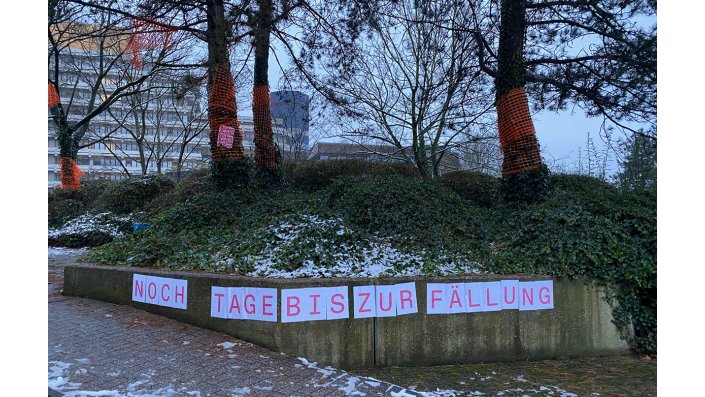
top-left (49, 212), bottom-right (135, 243)
top-left (48, 361), bottom-right (81, 391)
top-left (214, 215), bottom-right (483, 278)
top-left (48, 247), bottom-right (87, 258)
top-left (218, 342), bottom-right (237, 350)
top-left (230, 386), bottom-right (251, 396)
top-left (338, 377), bottom-right (366, 396)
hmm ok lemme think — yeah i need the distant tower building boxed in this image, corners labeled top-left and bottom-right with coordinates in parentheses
top-left (270, 91), bottom-right (310, 159)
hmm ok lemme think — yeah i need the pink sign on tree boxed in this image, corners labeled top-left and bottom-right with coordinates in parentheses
top-left (217, 125), bottom-right (235, 148)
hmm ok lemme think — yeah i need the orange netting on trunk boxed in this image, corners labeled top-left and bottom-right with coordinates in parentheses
top-left (207, 64), bottom-right (245, 163)
top-left (496, 87), bottom-right (543, 175)
top-left (126, 19), bottom-right (175, 68)
top-left (59, 156), bottom-right (84, 189)
top-left (48, 83), bottom-right (60, 109)
top-left (253, 84), bottom-right (277, 170)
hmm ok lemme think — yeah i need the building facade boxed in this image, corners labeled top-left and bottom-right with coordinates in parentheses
top-left (48, 25), bottom-right (309, 187)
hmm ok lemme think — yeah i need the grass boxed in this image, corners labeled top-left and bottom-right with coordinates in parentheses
top-left (354, 355), bottom-right (656, 396)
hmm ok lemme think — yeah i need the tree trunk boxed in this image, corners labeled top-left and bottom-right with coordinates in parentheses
top-left (495, 0), bottom-right (547, 201)
top-left (50, 83), bottom-right (83, 189)
top-left (252, 0), bottom-right (277, 174)
top-left (206, 0), bottom-right (248, 187)
top-left (56, 124), bottom-right (83, 189)
top-left (51, 86), bottom-right (83, 188)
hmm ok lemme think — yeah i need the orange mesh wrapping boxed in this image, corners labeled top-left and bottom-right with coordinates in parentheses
top-left (496, 87), bottom-right (542, 175)
top-left (126, 38), bottom-right (143, 69)
top-left (48, 83), bottom-right (60, 109)
top-left (59, 156), bottom-right (84, 189)
top-left (126, 19), bottom-right (175, 68)
top-left (207, 63), bottom-right (245, 163)
top-left (253, 84), bottom-right (277, 170)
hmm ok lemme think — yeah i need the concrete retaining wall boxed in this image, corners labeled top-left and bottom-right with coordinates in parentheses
top-left (63, 264), bottom-right (629, 369)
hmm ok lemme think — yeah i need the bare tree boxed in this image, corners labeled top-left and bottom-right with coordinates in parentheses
top-left (86, 73), bottom-right (209, 178)
top-left (73, 0), bottom-right (384, 186)
top-left (457, 129), bottom-right (503, 176)
top-left (290, 0), bottom-right (494, 177)
top-left (48, 0), bottom-right (185, 188)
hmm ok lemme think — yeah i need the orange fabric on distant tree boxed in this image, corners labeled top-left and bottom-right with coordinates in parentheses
top-left (59, 156), bottom-right (84, 189)
top-left (496, 87), bottom-right (542, 175)
top-left (126, 19), bottom-right (175, 68)
top-left (48, 83), bottom-right (60, 109)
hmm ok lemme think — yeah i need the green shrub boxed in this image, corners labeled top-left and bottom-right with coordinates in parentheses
top-left (440, 171), bottom-right (499, 208)
top-left (284, 160), bottom-right (419, 191)
top-left (500, 164), bottom-right (552, 204)
top-left (551, 173), bottom-right (616, 194)
top-left (93, 175), bottom-right (175, 214)
top-left (488, 187), bottom-right (656, 354)
top-left (144, 169), bottom-right (211, 213)
top-left (88, 185), bottom-right (326, 268)
top-left (87, 227), bottom-right (224, 268)
top-left (48, 198), bottom-right (85, 228)
top-left (325, 175), bottom-right (486, 253)
top-left (48, 180), bottom-right (112, 227)
top-left (211, 158), bottom-right (252, 189)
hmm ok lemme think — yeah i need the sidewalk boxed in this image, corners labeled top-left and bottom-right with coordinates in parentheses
top-left (48, 248), bottom-right (424, 397)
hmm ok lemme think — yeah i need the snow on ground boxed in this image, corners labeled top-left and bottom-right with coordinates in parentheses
top-left (49, 347), bottom-right (581, 397)
top-left (214, 215), bottom-right (484, 279)
top-left (217, 341), bottom-right (238, 350)
top-left (294, 357), bottom-right (583, 397)
top-left (49, 246), bottom-right (88, 259)
top-left (229, 386), bottom-right (251, 396)
top-left (48, 361), bottom-right (81, 392)
top-left (296, 357), bottom-right (387, 395)
top-left (49, 359), bottom-right (193, 397)
top-left (49, 212), bottom-right (135, 240)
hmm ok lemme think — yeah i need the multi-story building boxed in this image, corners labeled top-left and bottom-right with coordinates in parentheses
top-left (48, 23), bottom-right (309, 187)
top-left (48, 22), bottom-right (214, 188)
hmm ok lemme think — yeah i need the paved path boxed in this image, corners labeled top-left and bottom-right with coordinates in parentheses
top-left (48, 248), bottom-right (427, 397)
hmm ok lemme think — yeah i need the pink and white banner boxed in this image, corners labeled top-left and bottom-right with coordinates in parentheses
top-left (202, 280), bottom-right (553, 322)
top-left (281, 286), bottom-right (350, 323)
top-left (426, 280), bottom-right (554, 314)
top-left (132, 274), bottom-right (187, 309)
top-left (211, 287), bottom-right (277, 322)
top-left (353, 283), bottom-right (418, 319)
